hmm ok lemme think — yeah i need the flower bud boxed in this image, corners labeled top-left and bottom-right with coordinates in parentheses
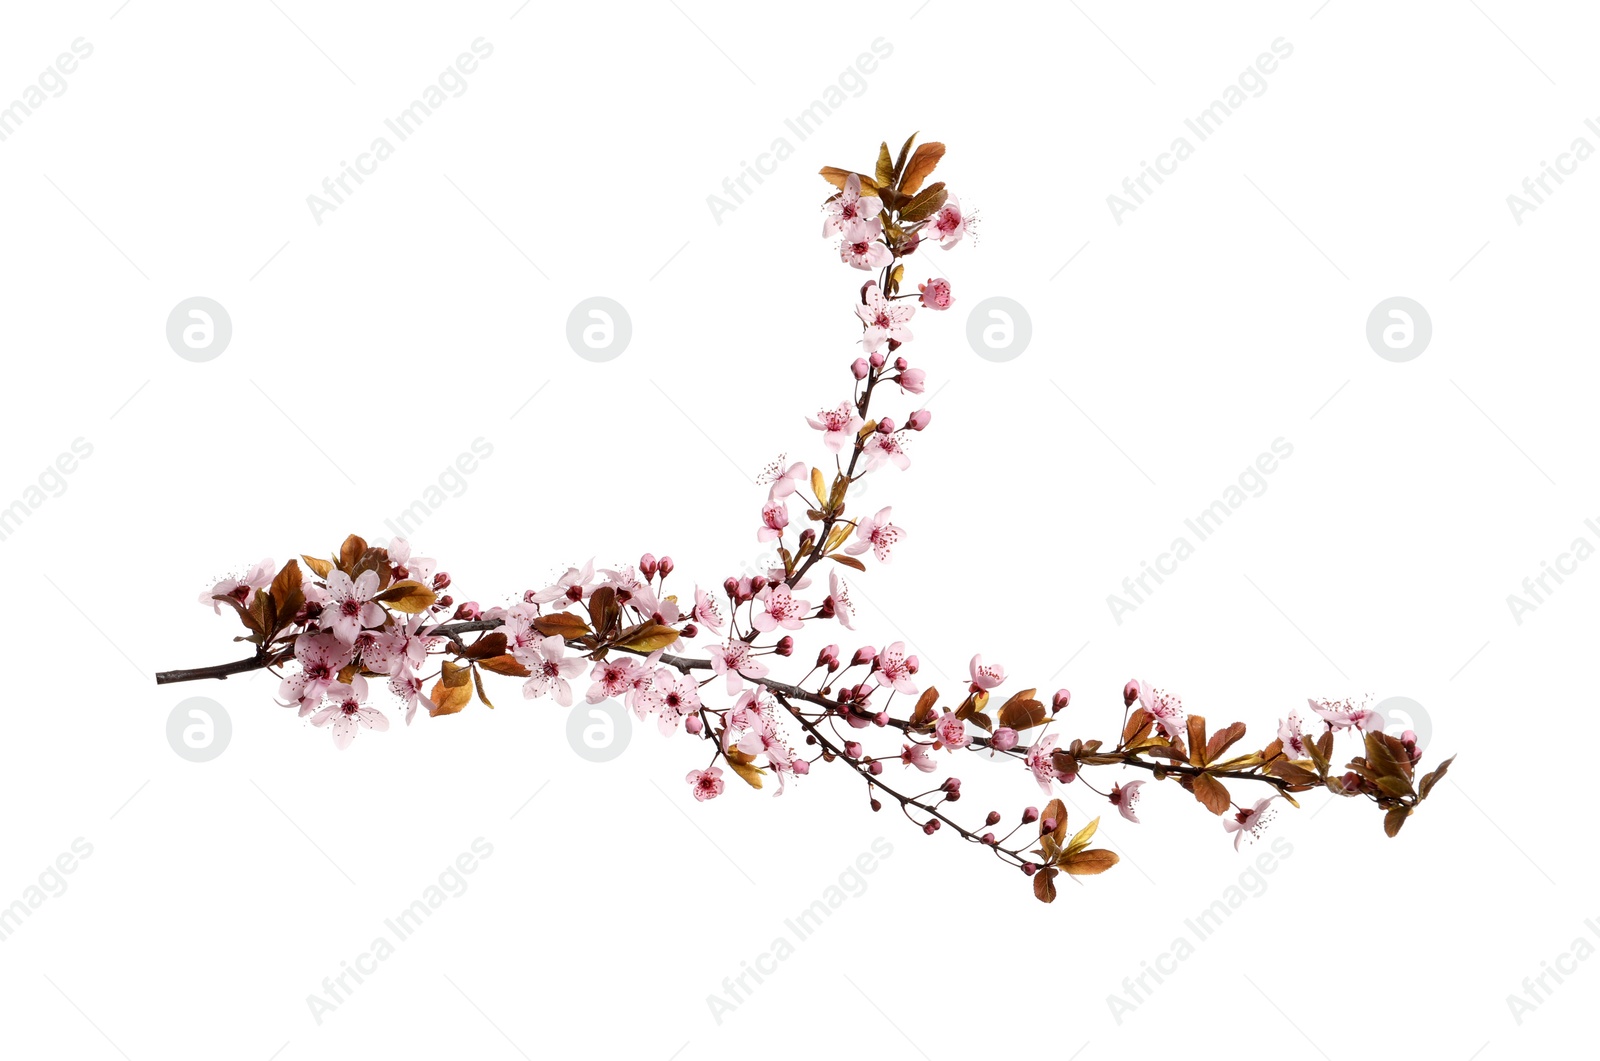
top-left (917, 277), bottom-right (953, 310)
top-left (792, 758), bottom-right (809, 775)
top-left (684, 715), bottom-right (704, 735)
top-left (985, 810), bottom-right (1002, 826)
top-left (639, 553), bottom-right (658, 578)
top-left (868, 760), bottom-right (883, 775)
top-left (1022, 806), bottom-right (1039, 824)
top-left (869, 350), bottom-right (887, 368)
top-left (438, 595), bottom-right (453, 608)
top-left (1123, 680), bottom-right (1141, 708)
top-left (432, 572), bottom-right (451, 591)
top-left (1021, 861), bottom-right (1037, 876)
top-left (874, 711), bottom-right (890, 727)
top-left (876, 417), bottom-right (896, 434)
top-left (870, 798), bottom-right (882, 812)
top-left (991, 727), bottom-right (1019, 752)
top-left (723, 576), bottom-right (739, 598)
top-left (453, 601), bottom-right (482, 621)
top-left (981, 832), bottom-right (997, 845)
top-left (1052, 688), bottom-right (1071, 711)
top-left (852, 646), bottom-right (876, 666)
top-left (941, 777), bottom-right (961, 796)
top-left (682, 623), bottom-right (698, 639)
top-left (922, 819), bottom-right (940, 835)
top-left (817, 644), bottom-right (840, 668)
top-left (658, 556), bottom-right (674, 578)
top-left (905, 655), bottom-right (920, 673)
top-left (844, 741), bottom-right (863, 759)
top-left (776, 636), bottom-right (794, 657)
top-left (852, 357), bottom-right (870, 379)
top-left (907, 408), bottom-right (932, 431)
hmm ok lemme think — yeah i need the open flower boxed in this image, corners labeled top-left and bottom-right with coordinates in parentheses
top-left (1224, 797), bottom-right (1279, 851)
top-left (862, 430), bottom-right (911, 471)
top-left (1025, 734), bottom-right (1060, 795)
top-left (200, 558), bottom-right (274, 613)
top-left (873, 641), bottom-right (919, 695)
top-left (969, 654), bottom-right (1007, 691)
top-left (687, 767), bottom-right (725, 801)
top-left (586, 657), bottom-right (641, 705)
top-left (845, 506), bottom-right (904, 562)
top-left (1137, 681), bottom-right (1186, 740)
top-left (759, 457), bottom-right (807, 501)
top-left (757, 500), bottom-right (790, 542)
top-left (923, 194), bottom-right (967, 248)
top-left (822, 173), bottom-right (882, 237)
top-left (694, 586), bottom-right (726, 631)
top-left (753, 583), bottom-right (809, 632)
top-left (279, 632), bottom-right (351, 716)
top-left (1110, 781), bottom-right (1144, 824)
top-left (309, 676), bottom-right (389, 750)
top-left (1278, 712), bottom-right (1310, 757)
top-left (840, 218), bottom-right (892, 270)
top-left (827, 570), bottom-right (856, 630)
top-left (807, 401), bottom-right (863, 453)
top-left (1309, 696), bottom-right (1384, 733)
top-left (311, 569), bottom-right (386, 644)
top-left (934, 711), bottom-right (969, 751)
top-left (707, 640), bottom-right (769, 694)
top-left (900, 742), bottom-right (937, 773)
top-left (516, 635), bottom-right (587, 707)
top-left (644, 669), bottom-right (702, 735)
top-left (855, 282), bottom-right (915, 354)
top-left (529, 560), bottom-right (596, 610)
top-left (918, 278), bottom-right (953, 310)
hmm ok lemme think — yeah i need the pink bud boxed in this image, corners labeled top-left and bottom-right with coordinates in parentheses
top-left (684, 715), bottom-right (704, 735)
top-left (876, 417), bottom-right (896, 434)
top-left (1053, 689), bottom-right (1071, 711)
top-left (905, 655), bottom-right (920, 674)
top-left (985, 810), bottom-right (1002, 826)
top-left (894, 356), bottom-right (908, 371)
top-left (1123, 680), bottom-right (1141, 708)
top-left (844, 741), bottom-right (863, 759)
top-left (437, 595), bottom-right (453, 608)
top-left (991, 727), bottom-right (1019, 752)
top-left (868, 760), bottom-right (883, 775)
top-left (776, 636), bottom-right (794, 657)
top-left (981, 832), bottom-right (997, 845)
top-left (941, 777), bottom-right (961, 795)
top-left (873, 711), bottom-right (890, 727)
top-left (852, 646), bottom-right (876, 666)
top-left (658, 556), bottom-right (674, 578)
top-left (907, 408), bottom-right (931, 431)
top-left (1021, 861), bottom-right (1037, 876)
top-left (869, 350), bottom-right (887, 368)
top-left (682, 623), bottom-right (698, 638)
top-left (792, 758), bottom-right (810, 775)
top-left (723, 576), bottom-right (739, 597)
top-left (453, 601), bottom-right (482, 621)
top-left (1022, 806), bottom-right (1039, 824)
top-left (918, 277), bottom-right (953, 310)
top-left (818, 644), bottom-right (840, 667)
top-left (432, 572), bottom-right (451, 591)
top-left (922, 819), bottom-right (940, 835)
top-left (639, 553), bottom-right (657, 578)
top-left (852, 357), bottom-right (870, 380)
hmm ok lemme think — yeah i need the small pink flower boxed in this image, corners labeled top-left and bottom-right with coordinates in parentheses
top-left (900, 742), bottom-right (937, 773)
top-left (862, 430), bottom-right (911, 471)
top-left (1025, 735), bottom-right (1059, 794)
top-left (707, 639), bottom-right (770, 694)
top-left (855, 282), bottom-right (915, 354)
top-left (1278, 711), bottom-right (1310, 757)
top-left (827, 570), bottom-right (856, 630)
top-left (389, 670), bottom-right (427, 725)
top-left (918, 278), bottom-right (953, 310)
top-left (1110, 780), bottom-right (1144, 824)
top-left (516, 635), bottom-right (588, 707)
top-left (753, 583), bottom-right (809, 633)
top-left (934, 711), bottom-right (969, 751)
top-left (586, 656), bottom-right (641, 704)
top-left (840, 218), bottom-right (892, 271)
top-left (757, 500), bottom-right (790, 542)
top-left (694, 586), bottom-right (726, 631)
top-left (529, 559), bottom-right (596, 610)
top-left (1309, 697), bottom-right (1384, 733)
top-left (643, 669), bottom-right (702, 735)
top-left (687, 767), bottom-right (725, 801)
top-left (759, 456), bottom-right (807, 501)
top-left (807, 401), bottom-right (863, 453)
top-left (845, 506), bottom-right (904, 562)
top-left (309, 676), bottom-right (389, 750)
top-left (1137, 681), bottom-right (1186, 740)
top-left (200, 557), bottom-right (274, 613)
top-left (822, 173), bottom-right (882, 237)
top-left (895, 367), bottom-right (927, 394)
top-left (923, 194), bottom-right (967, 249)
top-left (969, 654), bottom-right (1006, 691)
top-left (279, 632), bottom-right (351, 716)
top-left (387, 537), bottom-right (436, 584)
top-left (990, 727), bottom-right (1018, 752)
top-left (1224, 797), bottom-right (1279, 850)
top-left (873, 641), bottom-right (919, 695)
top-left (312, 569), bottom-right (386, 644)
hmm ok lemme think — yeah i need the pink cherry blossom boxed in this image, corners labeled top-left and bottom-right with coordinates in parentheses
top-left (387, 537), bottom-right (436, 585)
top-left (586, 656), bottom-right (641, 705)
top-left (1137, 681), bottom-right (1186, 740)
top-left (845, 506), bottom-right (904, 562)
top-left (969, 654), bottom-right (1006, 691)
top-left (687, 767), bottom-right (725, 801)
top-left (855, 282), bottom-right (915, 354)
top-left (827, 570), bottom-right (856, 630)
top-left (311, 569), bottom-right (386, 644)
top-left (923, 194), bottom-right (967, 249)
top-left (388, 670), bottom-right (427, 725)
top-left (642, 669), bottom-right (702, 735)
top-left (200, 557), bottom-right (274, 613)
top-left (918, 278), bottom-right (953, 310)
top-left (900, 742), bottom-right (937, 773)
top-left (934, 711), bottom-right (969, 751)
top-left (516, 635), bottom-right (588, 707)
top-left (873, 641), bottom-right (919, 695)
top-left (707, 639), bottom-right (770, 694)
top-left (279, 632), bottom-right (351, 716)
top-left (1278, 712), bottom-right (1310, 758)
top-left (1309, 696), bottom-right (1384, 733)
top-left (822, 173), bottom-right (882, 237)
top-left (862, 430), bottom-right (911, 471)
top-left (807, 401), bottom-right (863, 453)
top-left (759, 456), bottom-right (807, 501)
top-left (1025, 734), bottom-right (1059, 794)
top-left (840, 218), bottom-right (892, 270)
top-left (529, 560), bottom-right (596, 610)
top-left (1224, 797), bottom-right (1279, 851)
top-left (309, 676), bottom-right (389, 750)
top-left (694, 586), bottom-right (726, 631)
top-left (757, 500), bottom-right (790, 542)
top-left (753, 583), bottom-right (809, 632)
top-left (1110, 780), bottom-right (1144, 824)
top-left (895, 367), bottom-right (927, 394)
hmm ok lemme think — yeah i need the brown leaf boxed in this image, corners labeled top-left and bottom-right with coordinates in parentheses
top-left (1206, 722), bottom-right (1248, 764)
top-left (301, 554), bottom-right (335, 579)
top-left (477, 654), bottom-right (532, 678)
top-left (1061, 849), bottom-right (1120, 876)
top-left (587, 586), bottom-right (620, 637)
top-left (1191, 773), bottom-right (1232, 816)
top-left (997, 689), bottom-right (1047, 731)
top-left (270, 560), bottom-right (304, 627)
top-left (818, 166), bottom-right (878, 193)
top-left (899, 142), bottom-right (945, 196)
top-left (375, 579), bottom-right (436, 614)
top-left (898, 181), bottom-right (946, 222)
top-left (1041, 798), bottom-right (1069, 845)
top-left (1418, 755), bottom-right (1456, 800)
top-left (428, 660), bottom-right (473, 716)
top-left (910, 687), bottom-right (939, 727)
top-left (338, 534), bottom-right (367, 573)
top-left (1032, 866), bottom-right (1059, 903)
top-left (1187, 716), bottom-right (1209, 766)
top-left (471, 665), bottom-right (495, 710)
top-left (829, 554), bottom-right (866, 572)
top-left (460, 633), bottom-right (509, 659)
top-left (534, 612), bottom-right (592, 639)
top-left (615, 623), bottom-right (681, 653)
top-left (891, 132), bottom-right (916, 184)
top-left (1384, 806), bottom-right (1410, 837)
top-left (875, 142), bottom-right (894, 186)
top-left (1122, 708), bottom-right (1153, 745)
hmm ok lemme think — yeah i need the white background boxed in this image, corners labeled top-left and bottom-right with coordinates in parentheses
top-left (1, 1), bottom-right (1594, 1058)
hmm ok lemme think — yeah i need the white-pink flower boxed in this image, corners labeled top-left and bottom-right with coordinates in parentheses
top-left (845, 506), bottom-right (904, 562)
top-left (1309, 697), bottom-right (1384, 733)
top-left (873, 641), bottom-right (919, 695)
top-left (200, 557), bottom-right (274, 613)
top-left (694, 586), bottom-right (726, 631)
top-left (311, 569), bottom-right (386, 644)
top-left (707, 640), bottom-right (769, 694)
top-left (827, 570), bottom-right (856, 630)
top-left (529, 560), bottom-right (596, 610)
top-left (900, 742), bottom-right (937, 773)
top-left (759, 457), bottom-right (807, 501)
top-left (1224, 797), bottom-right (1279, 851)
top-left (643, 669), bottom-right (702, 735)
top-left (279, 632), bottom-right (351, 716)
top-left (1026, 734), bottom-right (1060, 795)
top-left (969, 654), bottom-right (1006, 692)
top-left (687, 767), bottom-right (725, 801)
top-left (516, 635), bottom-right (587, 707)
top-left (1137, 681), bottom-right (1186, 740)
top-left (807, 401), bottom-right (863, 453)
top-left (839, 218), bottom-right (892, 270)
top-left (855, 282), bottom-right (915, 354)
top-left (758, 499), bottom-right (790, 542)
top-left (862, 430), bottom-right (911, 472)
top-left (753, 583), bottom-right (809, 632)
top-left (1278, 711), bottom-right (1310, 757)
top-left (309, 676), bottom-right (389, 750)
top-left (586, 656), bottom-right (641, 705)
top-left (923, 194), bottom-right (967, 249)
top-left (389, 670), bottom-right (427, 725)
top-left (387, 537), bottom-right (436, 585)
top-left (1110, 780), bottom-right (1144, 824)
top-left (934, 711), bottom-right (969, 751)
top-left (822, 173), bottom-right (882, 237)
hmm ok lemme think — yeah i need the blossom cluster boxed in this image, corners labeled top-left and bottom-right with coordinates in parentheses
top-left (164, 136), bottom-right (1450, 903)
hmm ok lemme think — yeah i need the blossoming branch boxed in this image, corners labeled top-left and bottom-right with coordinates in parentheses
top-left (158, 135), bottom-right (1453, 903)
